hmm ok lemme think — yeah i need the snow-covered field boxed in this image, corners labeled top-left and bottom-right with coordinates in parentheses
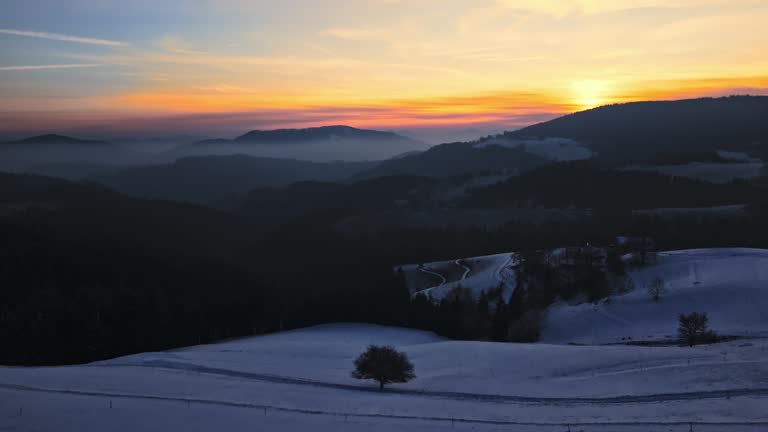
top-left (3, 324), bottom-right (766, 431)
top-left (3, 249), bottom-right (768, 431)
top-left (405, 248), bottom-right (768, 342)
top-left (544, 248), bottom-right (768, 344)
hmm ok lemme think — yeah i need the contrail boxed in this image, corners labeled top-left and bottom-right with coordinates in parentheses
top-left (0, 28), bottom-right (128, 47)
top-left (0, 64), bottom-right (103, 71)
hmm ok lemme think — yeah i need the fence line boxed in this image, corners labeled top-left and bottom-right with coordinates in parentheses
top-left (4, 383), bottom-right (768, 430)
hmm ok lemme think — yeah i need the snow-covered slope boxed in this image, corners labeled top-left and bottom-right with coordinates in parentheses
top-left (543, 248), bottom-right (768, 344)
top-left (4, 249), bottom-right (768, 431)
top-left (2, 323), bottom-right (767, 431)
top-left (405, 248), bottom-right (768, 344)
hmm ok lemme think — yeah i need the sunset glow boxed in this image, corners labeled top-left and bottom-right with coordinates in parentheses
top-left (1, 0), bottom-right (767, 137)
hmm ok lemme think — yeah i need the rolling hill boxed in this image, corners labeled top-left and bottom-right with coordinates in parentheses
top-left (3, 315), bottom-right (767, 430)
top-left (0, 171), bottom-right (249, 259)
top-left (88, 155), bottom-right (378, 206)
top-left (544, 248), bottom-right (768, 344)
top-left (504, 95), bottom-right (768, 161)
top-left (233, 125), bottom-right (410, 144)
top-left (0, 134), bottom-right (149, 175)
top-left (183, 125), bottom-right (427, 162)
top-left (462, 162), bottom-right (761, 210)
top-left (401, 247), bottom-right (768, 345)
top-left (2, 134), bottom-right (109, 146)
top-left (353, 140), bottom-right (548, 179)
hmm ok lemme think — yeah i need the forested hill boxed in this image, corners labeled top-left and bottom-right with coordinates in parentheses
top-left (2, 134), bottom-right (109, 146)
top-left (505, 96), bottom-right (768, 160)
top-left (353, 140), bottom-right (547, 179)
top-left (462, 162), bottom-right (763, 209)
top-left (0, 172), bottom-right (248, 259)
top-left (233, 125), bottom-right (414, 144)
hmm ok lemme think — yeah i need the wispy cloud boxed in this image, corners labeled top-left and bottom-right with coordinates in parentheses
top-left (0, 64), bottom-right (102, 71)
top-left (323, 27), bottom-right (389, 41)
top-left (0, 29), bottom-right (128, 47)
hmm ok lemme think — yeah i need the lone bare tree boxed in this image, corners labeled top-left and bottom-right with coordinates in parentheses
top-left (678, 312), bottom-right (717, 346)
top-left (352, 345), bottom-right (415, 390)
top-left (647, 277), bottom-right (666, 302)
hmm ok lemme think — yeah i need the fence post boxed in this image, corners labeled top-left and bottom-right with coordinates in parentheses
top-left (689, 422), bottom-right (694, 432)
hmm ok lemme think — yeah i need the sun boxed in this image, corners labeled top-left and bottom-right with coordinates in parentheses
top-left (572, 79), bottom-right (610, 110)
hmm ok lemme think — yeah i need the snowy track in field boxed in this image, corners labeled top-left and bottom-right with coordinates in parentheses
top-left (74, 360), bottom-right (768, 405)
top-left (3, 382), bottom-right (768, 430)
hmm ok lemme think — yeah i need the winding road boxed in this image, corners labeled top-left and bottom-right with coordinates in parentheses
top-left (417, 267), bottom-right (446, 287)
top-left (455, 259), bottom-right (471, 280)
top-left (413, 253), bottom-right (520, 298)
top-left (494, 253), bottom-right (520, 284)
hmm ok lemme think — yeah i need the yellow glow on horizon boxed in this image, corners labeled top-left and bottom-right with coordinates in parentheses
top-left (112, 75), bottom-right (768, 118)
top-left (572, 80), bottom-right (611, 110)
top-left (2, 0), bottom-right (767, 131)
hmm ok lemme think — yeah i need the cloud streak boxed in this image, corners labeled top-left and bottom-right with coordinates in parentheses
top-left (0, 29), bottom-right (128, 47)
top-left (0, 64), bottom-right (103, 71)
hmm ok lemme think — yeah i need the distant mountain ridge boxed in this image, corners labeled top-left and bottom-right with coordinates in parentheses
top-left (194, 125), bottom-right (418, 146)
top-left (4, 134), bottom-right (109, 146)
top-left (235, 125), bottom-right (410, 143)
top-left (184, 125), bottom-right (426, 162)
top-left (0, 133), bottom-right (130, 175)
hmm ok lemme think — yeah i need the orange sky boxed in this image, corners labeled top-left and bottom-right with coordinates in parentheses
top-left (1, 0), bottom-right (767, 136)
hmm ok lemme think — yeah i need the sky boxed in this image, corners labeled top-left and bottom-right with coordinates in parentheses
top-left (1, 0), bottom-right (767, 140)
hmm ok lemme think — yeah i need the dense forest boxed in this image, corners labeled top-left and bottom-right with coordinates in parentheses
top-left (463, 162), bottom-right (761, 210)
top-left (3, 167), bottom-right (768, 364)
